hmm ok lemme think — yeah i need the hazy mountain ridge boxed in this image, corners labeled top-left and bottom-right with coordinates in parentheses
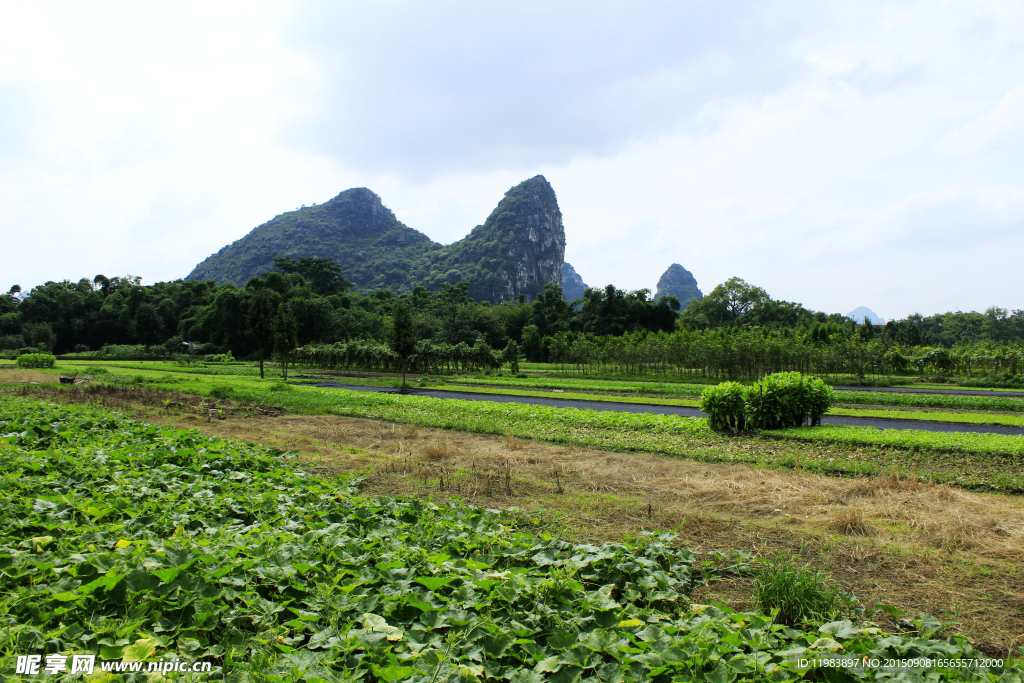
top-left (562, 263), bottom-right (589, 301)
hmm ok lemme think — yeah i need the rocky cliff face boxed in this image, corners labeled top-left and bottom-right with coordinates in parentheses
top-left (561, 262), bottom-right (589, 301)
top-left (435, 176), bottom-right (564, 303)
top-left (655, 264), bottom-right (703, 310)
top-left (185, 176), bottom-right (565, 302)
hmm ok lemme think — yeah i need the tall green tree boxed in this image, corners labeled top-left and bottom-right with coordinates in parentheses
top-left (388, 299), bottom-right (417, 390)
top-left (502, 339), bottom-right (521, 374)
top-left (433, 282), bottom-right (472, 345)
top-left (134, 303), bottom-right (164, 347)
top-left (246, 280), bottom-right (282, 379)
top-left (273, 303), bottom-right (298, 380)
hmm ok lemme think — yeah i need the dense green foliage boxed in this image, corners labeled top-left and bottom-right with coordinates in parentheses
top-left (2, 397), bottom-right (1017, 680)
top-left (679, 278), bottom-right (1024, 346)
top-left (15, 353), bottom-right (55, 369)
top-left (699, 373), bottom-right (836, 431)
top-left (296, 340), bottom-right (504, 375)
top-left (0, 271), bottom-right (678, 364)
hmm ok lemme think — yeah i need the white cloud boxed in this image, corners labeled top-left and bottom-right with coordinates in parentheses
top-left (936, 85), bottom-right (1024, 155)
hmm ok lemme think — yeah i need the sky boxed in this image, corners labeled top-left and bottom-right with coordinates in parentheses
top-left (1, 1), bottom-right (1022, 321)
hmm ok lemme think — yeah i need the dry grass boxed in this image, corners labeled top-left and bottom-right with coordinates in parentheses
top-left (0, 367), bottom-right (57, 384)
top-left (425, 433), bottom-right (460, 460)
top-left (825, 507), bottom-right (873, 536)
top-left (170, 412), bottom-right (1024, 560)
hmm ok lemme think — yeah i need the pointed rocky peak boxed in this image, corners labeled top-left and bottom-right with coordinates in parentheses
top-left (655, 264), bottom-right (703, 310)
top-left (453, 175), bottom-right (565, 302)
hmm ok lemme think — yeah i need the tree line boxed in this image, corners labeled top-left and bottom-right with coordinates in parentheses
top-left (0, 258), bottom-right (679, 361)
top-left (3, 259), bottom-right (1021, 379)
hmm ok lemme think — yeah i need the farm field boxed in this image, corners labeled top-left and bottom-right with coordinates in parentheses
top-left (2, 392), bottom-right (1023, 679)
top-left (9, 361), bottom-right (1024, 489)
top-left (510, 365), bottom-right (1022, 394)
top-left (306, 380), bottom-right (1024, 430)
top-left (46, 359), bottom-right (1024, 418)
top-left (3, 361), bottom-right (1024, 668)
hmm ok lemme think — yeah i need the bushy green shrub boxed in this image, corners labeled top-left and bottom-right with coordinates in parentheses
top-left (745, 371), bottom-right (836, 429)
top-left (700, 372), bottom-right (836, 431)
top-left (698, 381), bottom-right (747, 431)
top-left (16, 353), bottom-right (56, 369)
top-left (803, 375), bottom-right (837, 425)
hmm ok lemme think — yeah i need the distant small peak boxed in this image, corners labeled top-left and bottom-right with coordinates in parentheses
top-left (847, 306), bottom-right (886, 325)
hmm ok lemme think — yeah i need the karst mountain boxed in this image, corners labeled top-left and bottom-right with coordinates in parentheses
top-left (187, 176), bottom-right (565, 303)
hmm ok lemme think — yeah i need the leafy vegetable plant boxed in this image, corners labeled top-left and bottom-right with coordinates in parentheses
top-left (15, 353), bottom-right (55, 369)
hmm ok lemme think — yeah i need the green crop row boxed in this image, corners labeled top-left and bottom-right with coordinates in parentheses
top-left (453, 376), bottom-right (709, 397)
top-left (770, 424), bottom-right (1024, 467)
top-left (829, 407), bottom-right (1024, 428)
top-left (2, 396), bottom-right (1016, 681)
top-left (834, 390), bottom-right (1024, 412)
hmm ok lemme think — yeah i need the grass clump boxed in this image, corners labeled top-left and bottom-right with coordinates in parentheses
top-left (752, 555), bottom-right (856, 627)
